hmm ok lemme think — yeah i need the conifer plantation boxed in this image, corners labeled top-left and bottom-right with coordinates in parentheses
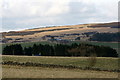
top-left (3, 43), bottom-right (118, 57)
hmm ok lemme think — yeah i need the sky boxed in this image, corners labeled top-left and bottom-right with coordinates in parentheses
top-left (0, 0), bottom-right (119, 32)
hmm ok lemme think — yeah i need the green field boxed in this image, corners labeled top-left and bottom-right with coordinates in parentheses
top-left (72, 41), bottom-right (119, 49)
top-left (2, 55), bottom-right (119, 71)
top-left (2, 41), bottom-right (52, 48)
top-left (2, 55), bottom-right (119, 78)
top-left (2, 41), bottom-right (119, 49)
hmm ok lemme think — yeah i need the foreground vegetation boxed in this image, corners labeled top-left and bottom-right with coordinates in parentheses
top-left (2, 65), bottom-right (118, 78)
top-left (2, 55), bottom-right (119, 71)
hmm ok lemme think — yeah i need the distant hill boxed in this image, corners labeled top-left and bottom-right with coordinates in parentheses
top-left (1, 22), bottom-right (119, 43)
top-left (88, 22), bottom-right (119, 28)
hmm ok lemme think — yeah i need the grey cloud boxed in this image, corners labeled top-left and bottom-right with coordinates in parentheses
top-left (2, 0), bottom-right (118, 32)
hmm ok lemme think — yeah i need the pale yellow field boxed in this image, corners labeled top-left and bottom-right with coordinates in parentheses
top-left (2, 65), bottom-right (118, 78)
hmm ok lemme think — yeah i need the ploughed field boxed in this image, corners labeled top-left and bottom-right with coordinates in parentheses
top-left (2, 55), bottom-right (119, 78)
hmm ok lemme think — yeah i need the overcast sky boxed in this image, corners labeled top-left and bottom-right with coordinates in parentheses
top-left (0, 0), bottom-right (119, 32)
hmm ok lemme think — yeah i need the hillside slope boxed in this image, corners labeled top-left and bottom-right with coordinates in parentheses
top-left (1, 22), bottom-right (119, 43)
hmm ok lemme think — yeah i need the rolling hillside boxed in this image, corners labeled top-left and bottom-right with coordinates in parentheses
top-left (1, 22), bottom-right (119, 43)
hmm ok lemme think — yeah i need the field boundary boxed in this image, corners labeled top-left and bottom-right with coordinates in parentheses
top-left (2, 61), bottom-right (120, 72)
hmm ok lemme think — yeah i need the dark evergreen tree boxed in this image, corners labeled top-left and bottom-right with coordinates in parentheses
top-left (2, 43), bottom-right (118, 57)
top-left (24, 47), bottom-right (32, 56)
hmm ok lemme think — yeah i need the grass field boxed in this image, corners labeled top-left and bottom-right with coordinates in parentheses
top-left (72, 41), bottom-right (119, 49)
top-left (2, 41), bottom-right (120, 49)
top-left (2, 41), bottom-right (52, 48)
top-left (2, 55), bottom-right (119, 78)
top-left (2, 55), bottom-right (119, 71)
top-left (2, 65), bottom-right (118, 78)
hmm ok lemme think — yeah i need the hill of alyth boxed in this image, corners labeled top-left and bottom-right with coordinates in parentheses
top-left (1, 22), bottom-right (119, 43)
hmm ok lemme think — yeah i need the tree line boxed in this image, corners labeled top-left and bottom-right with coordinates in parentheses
top-left (3, 43), bottom-right (118, 57)
top-left (89, 32), bottom-right (120, 42)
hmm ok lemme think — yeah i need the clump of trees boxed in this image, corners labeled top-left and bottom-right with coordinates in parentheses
top-left (3, 44), bottom-right (24, 55)
top-left (89, 32), bottom-right (120, 42)
top-left (2, 43), bottom-right (118, 57)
